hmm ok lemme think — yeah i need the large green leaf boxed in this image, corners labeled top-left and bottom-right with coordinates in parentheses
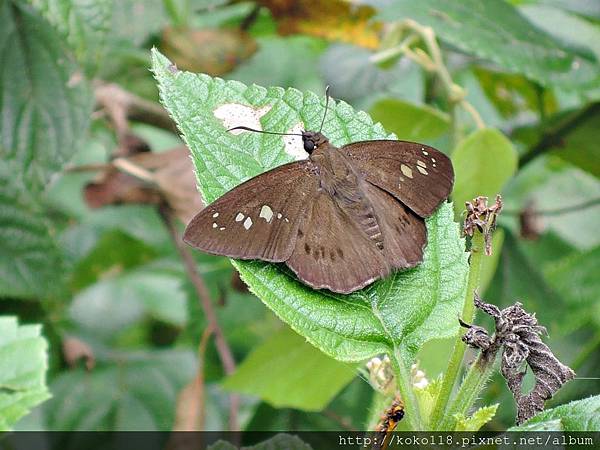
top-left (0, 317), bottom-right (50, 431)
top-left (0, 0), bottom-right (93, 195)
top-left (223, 328), bottom-right (357, 411)
top-left (369, 99), bottom-right (450, 142)
top-left (509, 395), bottom-right (600, 431)
top-left (367, 0), bottom-right (600, 89)
top-left (44, 350), bottom-right (195, 430)
top-left (152, 50), bottom-right (469, 367)
top-left (27, 0), bottom-right (114, 71)
top-left (452, 128), bottom-right (518, 214)
top-left (0, 183), bottom-right (65, 299)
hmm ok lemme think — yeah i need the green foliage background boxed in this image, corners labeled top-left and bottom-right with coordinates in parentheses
top-left (0, 0), bottom-right (599, 436)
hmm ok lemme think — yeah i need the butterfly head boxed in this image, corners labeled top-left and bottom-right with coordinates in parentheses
top-left (302, 131), bottom-right (328, 155)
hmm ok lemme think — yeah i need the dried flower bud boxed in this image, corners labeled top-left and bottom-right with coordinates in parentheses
top-left (464, 195), bottom-right (503, 255)
top-left (460, 293), bottom-right (575, 425)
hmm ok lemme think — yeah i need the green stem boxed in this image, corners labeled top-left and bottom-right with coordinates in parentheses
top-left (439, 352), bottom-right (497, 430)
top-left (430, 232), bottom-right (486, 430)
top-left (391, 347), bottom-right (423, 430)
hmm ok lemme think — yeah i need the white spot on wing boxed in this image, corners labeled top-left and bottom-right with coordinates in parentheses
top-left (259, 205), bottom-right (274, 222)
top-left (417, 166), bottom-right (429, 175)
top-left (219, 227), bottom-right (225, 231)
top-left (213, 104), bottom-right (271, 135)
top-left (284, 218), bottom-right (289, 223)
top-left (243, 217), bottom-right (253, 230)
top-left (212, 223), bottom-right (218, 228)
top-left (277, 213), bottom-right (282, 219)
top-left (212, 212), bottom-right (219, 218)
top-left (401, 164), bottom-right (413, 179)
top-left (417, 160), bottom-right (426, 168)
top-left (235, 213), bottom-right (245, 222)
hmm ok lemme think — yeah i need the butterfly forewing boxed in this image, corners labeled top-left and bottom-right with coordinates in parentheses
top-left (286, 190), bottom-right (391, 294)
top-left (183, 161), bottom-right (317, 261)
top-left (343, 141), bottom-right (453, 218)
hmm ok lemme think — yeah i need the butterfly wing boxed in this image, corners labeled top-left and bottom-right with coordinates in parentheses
top-left (183, 161), bottom-right (318, 262)
top-left (286, 189), bottom-right (391, 294)
top-left (343, 141), bottom-right (453, 218)
top-left (363, 182), bottom-right (427, 271)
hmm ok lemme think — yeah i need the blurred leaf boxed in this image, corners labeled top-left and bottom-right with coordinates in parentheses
top-left (44, 350), bottom-right (196, 430)
top-left (152, 50), bottom-right (469, 369)
top-left (228, 36), bottom-right (325, 93)
top-left (519, 4), bottom-right (600, 61)
top-left (70, 229), bottom-right (157, 291)
top-left (0, 185), bottom-right (65, 299)
top-left (257, 0), bottom-right (380, 49)
top-left (369, 99), bottom-right (450, 142)
top-left (70, 261), bottom-right (188, 336)
top-left (0, 317), bottom-right (50, 431)
top-left (223, 328), bottom-right (356, 411)
top-left (0, 0), bottom-right (93, 195)
top-left (27, 0), bottom-right (114, 71)
top-left (320, 45), bottom-right (423, 107)
top-left (544, 245), bottom-right (600, 310)
top-left (537, 0), bottom-right (600, 20)
top-left (551, 104), bottom-right (600, 178)
top-left (509, 395), bottom-right (600, 431)
top-left (161, 27), bottom-right (257, 76)
top-left (109, 0), bottom-right (167, 46)
top-left (368, 0), bottom-right (600, 89)
top-left (452, 128), bottom-right (518, 213)
top-left (454, 404), bottom-right (498, 431)
top-left (473, 68), bottom-right (557, 119)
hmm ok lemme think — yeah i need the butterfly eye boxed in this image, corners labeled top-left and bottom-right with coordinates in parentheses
top-left (304, 140), bottom-right (315, 153)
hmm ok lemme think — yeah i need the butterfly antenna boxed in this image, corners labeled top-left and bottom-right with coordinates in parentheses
top-left (318, 85), bottom-right (330, 133)
top-left (227, 126), bottom-right (303, 137)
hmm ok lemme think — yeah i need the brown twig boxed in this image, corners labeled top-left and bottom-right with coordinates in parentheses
top-left (518, 102), bottom-right (600, 167)
top-left (95, 82), bottom-right (178, 135)
top-left (159, 205), bottom-right (240, 431)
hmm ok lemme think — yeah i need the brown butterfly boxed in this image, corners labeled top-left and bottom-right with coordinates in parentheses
top-left (184, 95), bottom-right (453, 294)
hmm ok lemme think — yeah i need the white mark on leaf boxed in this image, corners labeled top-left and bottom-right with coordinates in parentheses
top-left (284, 122), bottom-right (307, 161)
top-left (214, 103), bottom-right (271, 135)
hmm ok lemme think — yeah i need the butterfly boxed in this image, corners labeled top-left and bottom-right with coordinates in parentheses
top-left (184, 94), bottom-right (454, 294)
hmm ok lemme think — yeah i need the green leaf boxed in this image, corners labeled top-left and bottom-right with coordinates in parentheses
top-left (0, 182), bottom-right (65, 299)
top-left (0, 316), bottom-right (50, 431)
top-left (0, 1), bottom-right (93, 195)
top-left (369, 99), bottom-right (450, 142)
top-left (152, 49), bottom-right (469, 368)
top-left (27, 0), bottom-right (114, 71)
top-left (223, 328), bottom-right (357, 411)
top-left (70, 261), bottom-right (189, 336)
top-left (44, 350), bottom-right (196, 430)
top-left (368, 0), bottom-right (600, 89)
top-left (454, 404), bottom-right (498, 431)
top-left (509, 395), bottom-right (600, 431)
top-left (452, 128), bottom-right (518, 214)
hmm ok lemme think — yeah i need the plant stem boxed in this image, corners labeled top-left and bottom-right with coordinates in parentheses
top-left (390, 347), bottom-right (422, 430)
top-left (439, 351), bottom-right (497, 430)
top-left (429, 232), bottom-right (486, 430)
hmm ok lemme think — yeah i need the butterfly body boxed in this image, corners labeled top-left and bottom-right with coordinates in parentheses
top-left (184, 128), bottom-right (453, 294)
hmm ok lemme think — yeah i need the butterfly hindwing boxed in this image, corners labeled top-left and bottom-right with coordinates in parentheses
top-left (286, 190), bottom-right (391, 294)
top-left (363, 182), bottom-right (427, 270)
top-left (183, 161), bottom-right (317, 261)
top-left (343, 141), bottom-right (453, 218)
